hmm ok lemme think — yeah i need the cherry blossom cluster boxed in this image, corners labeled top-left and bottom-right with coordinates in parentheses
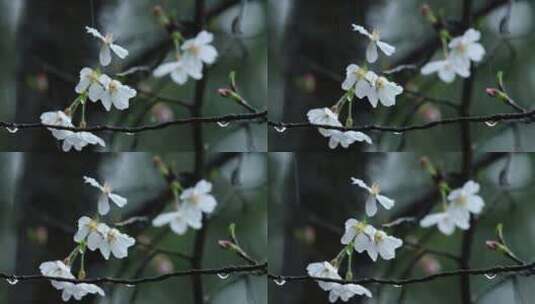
top-left (153, 31), bottom-right (218, 85)
top-left (152, 180), bottom-right (218, 235)
top-left (40, 26), bottom-right (137, 152)
top-left (39, 176), bottom-right (134, 302)
top-left (420, 180), bottom-right (485, 235)
top-left (421, 28), bottom-right (486, 83)
top-left (306, 177), bottom-right (403, 302)
top-left (306, 23), bottom-right (403, 149)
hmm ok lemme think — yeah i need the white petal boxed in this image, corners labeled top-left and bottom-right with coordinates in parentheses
top-left (351, 24), bottom-right (372, 39)
top-left (85, 26), bottom-right (104, 40)
top-left (377, 41), bottom-right (396, 56)
top-left (110, 43), bottom-right (129, 59)
top-left (350, 178), bottom-right (371, 192)
top-left (98, 195), bottom-right (110, 215)
top-left (152, 212), bottom-right (177, 227)
top-left (366, 42), bottom-right (378, 63)
top-left (109, 193), bottom-right (127, 207)
top-left (365, 195), bottom-right (378, 217)
top-left (376, 194), bottom-right (394, 209)
top-left (99, 45), bottom-right (112, 66)
top-left (467, 195), bottom-right (484, 214)
top-left (199, 45), bottom-right (218, 64)
top-left (153, 62), bottom-right (181, 77)
top-left (421, 60), bottom-right (446, 75)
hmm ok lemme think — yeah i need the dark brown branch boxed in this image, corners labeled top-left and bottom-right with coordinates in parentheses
top-left (0, 111), bottom-right (267, 134)
top-left (0, 263), bottom-right (266, 286)
top-left (268, 110), bottom-right (535, 133)
top-left (268, 261), bottom-right (535, 286)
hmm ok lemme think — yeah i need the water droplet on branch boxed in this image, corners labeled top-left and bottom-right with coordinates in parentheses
top-left (6, 127), bottom-right (18, 134)
top-left (125, 284), bottom-right (135, 288)
top-left (6, 278), bottom-right (18, 285)
top-left (273, 278), bottom-right (286, 286)
top-left (217, 273), bottom-right (230, 280)
top-left (484, 273), bottom-right (497, 280)
top-left (274, 126), bottom-right (287, 133)
top-left (217, 121), bottom-right (230, 128)
top-left (484, 121), bottom-right (498, 127)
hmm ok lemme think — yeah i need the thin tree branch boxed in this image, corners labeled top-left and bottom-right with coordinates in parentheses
top-left (0, 263), bottom-right (266, 286)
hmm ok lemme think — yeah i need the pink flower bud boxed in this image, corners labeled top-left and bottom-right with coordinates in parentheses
top-left (486, 88), bottom-right (499, 97)
top-left (218, 88), bottom-right (233, 97)
top-left (218, 240), bottom-right (233, 249)
top-left (486, 240), bottom-right (500, 250)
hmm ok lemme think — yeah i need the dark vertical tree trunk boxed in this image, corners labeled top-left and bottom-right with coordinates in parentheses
top-left (271, 0), bottom-right (371, 151)
top-left (13, 0), bottom-right (102, 150)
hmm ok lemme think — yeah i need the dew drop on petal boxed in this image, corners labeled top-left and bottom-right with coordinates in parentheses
top-left (217, 273), bottom-right (230, 280)
top-left (484, 273), bottom-right (497, 280)
top-left (273, 278), bottom-right (286, 286)
top-left (6, 127), bottom-right (18, 134)
top-left (6, 278), bottom-right (18, 285)
top-left (484, 121), bottom-right (498, 127)
top-left (217, 121), bottom-right (230, 128)
top-left (274, 126), bottom-right (287, 133)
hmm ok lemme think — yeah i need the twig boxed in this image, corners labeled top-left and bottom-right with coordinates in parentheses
top-left (268, 110), bottom-right (535, 133)
top-left (268, 261), bottom-right (535, 286)
top-left (0, 111), bottom-right (267, 134)
top-left (0, 263), bottom-right (266, 286)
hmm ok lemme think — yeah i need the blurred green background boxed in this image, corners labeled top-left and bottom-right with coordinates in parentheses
top-left (0, 0), bottom-right (267, 152)
top-left (269, 152), bottom-right (535, 303)
top-left (0, 152), bottom-right (267, 303)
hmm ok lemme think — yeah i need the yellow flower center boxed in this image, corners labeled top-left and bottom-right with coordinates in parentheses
top-left (371, 183), bottom-right (381, 195)
top-left (102, 182), bottom-right (112, 194)
top-left (108, 81), bottom-right (119, 93)
top-left (375, 77), bottom-right (386, 90)
top-left (374, 232), bottom-right (385, 242)
top-left (354, 68), bottom-right (367, 80)
top-left (104, 33), bottom-right (113, 44)
top-left (353, 222), bottom-right (367, 233)
top-left (371, 29), bottom-right (380, 41)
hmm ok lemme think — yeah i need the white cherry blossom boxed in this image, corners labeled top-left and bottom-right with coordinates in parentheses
top-left (352, 24), bottom-right (396, 63)
top-left (327, 130), bottom-right (372, 149)
top-left (356, 227), bottom-right (403, 262)
top-left (60, 282), bottom-right (105, 302)
top-left (420, 209), bottom-right (470, 235)
top-left (97, 75), bottom-right (137, 111)
top-left (96, 225), bottom-right (136, 260)
top-left (152, 207), bottom-right (202, 235)
top-left (341, 64), bottom-right (376, 100)
top-left (447, 180), bottom-right (485, 219)
top-left (179, 180), bottom-right (217, 218)
top-left (351, 178), bottom-right (394, 216)
top-left (62, 132), bottom-right (106, 152)
top-left (39, 260), bottom-right (75, 290)
top-left (307, 107), bottom-right (342, 137)
top-left (181, 31), bottom-right (218, 68)
top-left (421, 57), bottom-right (470, 83)
top-left (74, 216), bottom-right (103, 247)
top-left (306, 261), bottom-right (341, 291)
top-left (328, 283), bottom-right (372, 302)
top-left (341, 219), bottom-right (376, 254)
top-left (83, 176), bottom-right (127, 215)
top-left (153, 53), bottom-right (203, 85)
top-left (86, 26), bottom-right (129, 66)
top-left (40, 111), bottom-right (75, 140)
top-left (449, 28), bottom-right (485, 66)
top-left (75, 68), bottom-right (104, 101)
top-left (367, 75), bottom-right (403, 108)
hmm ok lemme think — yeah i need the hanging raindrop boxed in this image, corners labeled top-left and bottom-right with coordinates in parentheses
top-left (217, 273), bottom-right (230, 280)
top-left (273, 278), bottom-right (286, 286)
top-left (484, 121), bottom-right (498, 127)
top-left (125, 284), bottom-right (135, 288)
top-left (484, 273), bottom-right (497, 280)
top-left (125, 132), bottom-right (135, 136)
top-left (217, 121), bottom-right (230, 128)
top-left (6, 127), bottom-right (18, 134)
top-left (274, 126), bottom-right (287, 133)
top-left (393, 284), bottom-right (402, 288)
top-left (6, 278), bottom-right (18, 285)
